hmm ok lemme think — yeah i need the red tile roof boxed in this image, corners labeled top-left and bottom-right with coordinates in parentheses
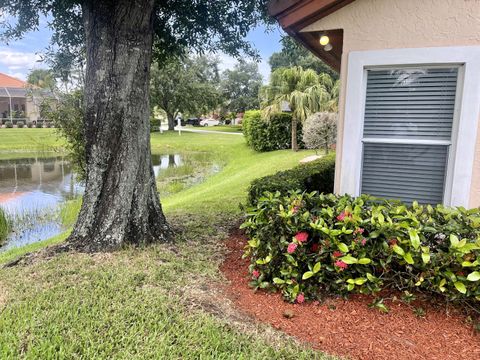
top-left (0, 73), bottom-right (28, 88)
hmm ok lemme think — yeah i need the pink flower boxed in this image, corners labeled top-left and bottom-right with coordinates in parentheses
top-left (252, 269), bottom-right (260, 279)
top-left (335, 260), bottom-right (348, 271)
top-left (311, 243), bottom-right (320, 253)
top-left (292, 206), bottom-right (300, 214)
top-left (287, 243), bottom-right (298, 254)
top-left (333, 251), bottom-right (343, 258)
top-left (296, 293), bottom-right (305, 304)
top-left (361, 238), bottom-right (367, 246)
top-left (336, 211), bottom-right (351, 221)
top-left (354, 228), bottom-right (365, 235)
top-left (295, 231), bottom-right (309, 243)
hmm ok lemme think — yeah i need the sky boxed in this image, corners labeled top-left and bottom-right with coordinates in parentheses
top-left (0, 15), bottom-right (285, 83)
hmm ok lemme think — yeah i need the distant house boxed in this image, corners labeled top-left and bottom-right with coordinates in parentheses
top-left (269, 0), bottom-right (480, 208)
top-left (0, 72), bottom-right (50, 124)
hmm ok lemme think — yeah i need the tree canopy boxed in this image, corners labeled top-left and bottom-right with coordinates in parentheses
top-left (261, 66), bottom-right (339, 151)
top-left (269, 37), bottom-right (339, 80)
top-left (0, 1), bottom-right (271, 73)
top-left (27, 69), bottom-right (57, 90)
top-left (150, 55), bottom-right (221, 129)
top-left (220, 61), bottom-right (263, 114)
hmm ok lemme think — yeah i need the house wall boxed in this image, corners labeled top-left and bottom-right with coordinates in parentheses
top-left (302, 0), bottom-right (480, 208)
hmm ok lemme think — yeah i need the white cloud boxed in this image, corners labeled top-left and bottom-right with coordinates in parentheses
top-left (0, 48), bottom-right (44, 79)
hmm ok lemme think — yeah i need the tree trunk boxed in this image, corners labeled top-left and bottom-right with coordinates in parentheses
top-left (69, 0), bottom-right (172, 252)
top-left (167, 113), bottom-right (175, 131)
top-left (291, 117), bottom-right (298, 152)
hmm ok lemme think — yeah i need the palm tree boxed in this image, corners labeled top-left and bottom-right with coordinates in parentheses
top-left (261, 66), bottom-right (339, 151)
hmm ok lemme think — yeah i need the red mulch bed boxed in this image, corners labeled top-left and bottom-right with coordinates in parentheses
top-left (220, 232), bottom-right (480, 360)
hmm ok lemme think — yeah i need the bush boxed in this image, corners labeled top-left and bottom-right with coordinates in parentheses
top-left (42, 90), bottom-right (86, 179)
top-left (247, 153), bottom-right (335, 205)
top-left (242, 192), bottom-right (480, 305)
top-left (35, 122), bottom-right (43, 128)
top-left (26, 122), bottom-right (34, 128)
top-left (150, 117), bottom-right (160, 132)
top-left (5, 122), bottom-right (13, 128)
top-left (45, 122), bottom-right (52, 128)
top-left (242, 110), bottom-right (303, 152)
top-left (302, 112), bottom-right (337, 154)
top-left (16, 121), bottom-right (24, 128)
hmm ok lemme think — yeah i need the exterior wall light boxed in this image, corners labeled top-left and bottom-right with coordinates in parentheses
top-left (324, 43), bottom-right (333, 52)
top-left (319, 35), bottom-right (330, 46)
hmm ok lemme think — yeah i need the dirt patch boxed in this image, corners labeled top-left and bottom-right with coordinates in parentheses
top-left (221, 232), bottom-right (480, 360)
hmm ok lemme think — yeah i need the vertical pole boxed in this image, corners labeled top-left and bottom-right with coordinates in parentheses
top-left (177, 118), bottom-right (181, 136)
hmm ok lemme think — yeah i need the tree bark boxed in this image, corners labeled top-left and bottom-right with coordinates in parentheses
top-left (291, 117), bottom-right (298, 152)
top-left (69, 0), bottom-right (172, 252)
top-left (167, 112), bottom-right (175, 131)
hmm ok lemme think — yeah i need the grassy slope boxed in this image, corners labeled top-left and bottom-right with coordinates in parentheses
top-left (0, 130), bottom-right (331, 359)
top-left (193, 125), bottom-right (243, 133)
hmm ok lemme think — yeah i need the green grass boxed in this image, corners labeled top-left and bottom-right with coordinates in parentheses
top-left (196, 125), bottom-right (243, 133)
top-left (0, 128), bottom-right (64, 152)
top-left (0, 130), bottom-right (332, 359)
top-left (152, 131), bottom-right (314, 215)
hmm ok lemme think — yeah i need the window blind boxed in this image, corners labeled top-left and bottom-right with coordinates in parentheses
top-left (360, 67), bottom-right (459, 204)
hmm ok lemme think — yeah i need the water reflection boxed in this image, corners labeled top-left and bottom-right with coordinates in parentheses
top-left (0, 153), bottom-right (215, 251)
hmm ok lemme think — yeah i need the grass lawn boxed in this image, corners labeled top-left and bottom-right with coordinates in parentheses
top-left (195, 125), bottom-right (243, 133)
top-left (0, 129), bottom-right (331, 359)
top-left (0, 128), bottom-right (65, 152)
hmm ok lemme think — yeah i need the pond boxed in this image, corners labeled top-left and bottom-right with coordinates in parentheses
top-left (0, 152), bottom-right (220, 251)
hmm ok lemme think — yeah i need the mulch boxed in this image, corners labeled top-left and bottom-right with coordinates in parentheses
top-left (220, 232), bottom-right (480, 360)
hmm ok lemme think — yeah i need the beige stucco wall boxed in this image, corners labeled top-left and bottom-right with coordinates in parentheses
top-left (302, 0), bottom-right (480, 207)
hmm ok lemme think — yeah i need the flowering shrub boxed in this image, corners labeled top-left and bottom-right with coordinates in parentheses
top-left (241, 192), bottom-right (480, 304)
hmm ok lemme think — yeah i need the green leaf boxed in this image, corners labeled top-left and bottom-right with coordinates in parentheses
top-left (421, 252), bottom-right (430, 264)
top-left (392, 245), bottom-right (405, 256)
top-left (450, 234), bottom-right (459, 248)
top-left (454, 281), bottom-right (467, 294)
top-left (347, 283), bottom-right (355, 291)
top-left (340, 255), bottom-right (358, 264)
top-left (466, 271), bottom-right (480, 282)
top-left (366, 273), bottom-right (376, 282)
top-left (358, 258), bottom-right (372, 265)
top-left (354, 278), bottom-right (367, 285)
top-left (337, 243), bottom-right (349, 253)
top-left (273, 278), bottom-right (285, 285)
top-left (409, 229), bottom-right (420, 249)
top-left (302, 271), bottom-right (314, 280)
top-left (403, 253), bottom-right (414, 265)
top-left (346, 278), bottom-right (355, 284)
top-left (439, 278), bottom-right (447, 292)
top-left (313, 262), bottom-right (321, 273)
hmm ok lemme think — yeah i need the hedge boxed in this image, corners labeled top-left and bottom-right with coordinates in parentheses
top-left (241, 192), bottom-right (480, 306)
top-left (242, 110), bottom-right (304, 152)
top-left (247, 153), bottom-right (335, 205)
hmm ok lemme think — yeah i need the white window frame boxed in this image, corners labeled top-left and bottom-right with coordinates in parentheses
top-left (340, 46), bottom-right (480, 207)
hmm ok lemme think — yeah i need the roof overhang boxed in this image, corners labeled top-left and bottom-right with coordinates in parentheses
top-left (268, 0), bottom-right (356, 71)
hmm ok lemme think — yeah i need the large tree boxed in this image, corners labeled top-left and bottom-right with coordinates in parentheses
top-left (269, 36), bottom-right (339, 80)
top-left (0, 0), bottom-right (269, 251)
top-left (150, 55), bottom-right (220, 130)
top-left (220, 61), bottom-right (263, 113)
top-left (261, 66), bottom-right (338, 151)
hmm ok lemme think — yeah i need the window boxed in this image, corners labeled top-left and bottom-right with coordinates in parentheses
top-left (340, 47), bottom-right (480, 207)
top-left (360, 67), bottom-right (459, 203)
